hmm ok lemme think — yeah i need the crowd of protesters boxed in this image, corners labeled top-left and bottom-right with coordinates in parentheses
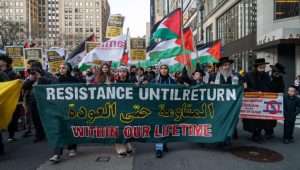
top-left (0, 53), bottom-right (300, 163)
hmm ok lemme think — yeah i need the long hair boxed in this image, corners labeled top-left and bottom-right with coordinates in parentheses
top-left (94, 63), bottom-right (112, 84)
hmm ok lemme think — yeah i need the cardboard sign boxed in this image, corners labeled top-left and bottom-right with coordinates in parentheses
top-left (5, 46), bottom-right (24, 69)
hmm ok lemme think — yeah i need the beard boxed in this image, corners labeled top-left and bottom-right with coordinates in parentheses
top-left (220, 69), bottom-right (232, 80)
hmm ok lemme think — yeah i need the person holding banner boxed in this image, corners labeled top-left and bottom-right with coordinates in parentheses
top-left (93, 63), bottom-right (114, 84)
top-left (265, 63), bottom-right (286, 139)
top-left (152, 64), bottom-right (176, 158)
top-left (0, 54), bottom-right (20, 143)
top-left (243, 58), bottom-right (272, 143)
top-left (209, 57), bottom-right (241, 143)
top-left (113, 66), bottom-right (134, 157)
top-left (0, 64), bottom-right (9, 155)
top-left (49, 63), bottom-right (79, 163)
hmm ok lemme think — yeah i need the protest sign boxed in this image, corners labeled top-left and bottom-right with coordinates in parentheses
top-left (240, 92), bottom-right (284, 120)
top-left (34, 84), bottom-right (243, 147)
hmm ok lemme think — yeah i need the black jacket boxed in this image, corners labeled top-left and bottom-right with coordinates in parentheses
top-left (244, 71), bottom-right (272, 92)
top-left (284, 95), bottom-right (300, 118)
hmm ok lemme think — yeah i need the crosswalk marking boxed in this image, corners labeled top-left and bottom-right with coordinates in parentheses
top-left (278, 115), bottom-right (300, 128)
top-left (295, 115), bottom-right (300, 128)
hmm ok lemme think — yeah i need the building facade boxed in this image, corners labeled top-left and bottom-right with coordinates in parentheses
top-left (61, 0), bottom-right (110, 51)
top-left (255, 0), bottom-right (300, 85)
top-left (0, 0), bottom-right (39, 45)
top-left (1, 0), bottom-right (110, 51)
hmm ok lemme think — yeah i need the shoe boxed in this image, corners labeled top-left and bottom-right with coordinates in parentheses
top-left (33, 138), bottom-right (45, 143)
top-left (7, 138), bottom-right (16, 143)
top-left (163, 145), bottom-right (169, 152)
top-left (49, 155), bottom-right (61, 163)
top-left (68, 150), bottom-right (77, 157)
top-left (155, 150), bottom-right (163, 158)
top-left (283, 139), bottom-right (290, 144)
top-left (265, 134), bottom-right (274, 140)
top-left (22, 131), bottom-right (32, 138)
top-left (289, 139), bottom-right (295, 143)
top-left (118, 152), bottom-right (127, 158)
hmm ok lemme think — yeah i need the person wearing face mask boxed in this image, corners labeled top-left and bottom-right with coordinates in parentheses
top-left (152, 64), bottom-right (176, 158)
top-left (243, 58), bottom-right (272, 143)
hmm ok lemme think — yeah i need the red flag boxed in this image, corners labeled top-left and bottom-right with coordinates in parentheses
top-left (121, 52), bottom-right (129, 65)
top-left (90, 33), bottom-right (97, 42)
top-left (208, 41), bottom-right (222, 60)
top-left (24, 41), bottom-right (30, 48)
top-left (175, 27), bottom-right (194, 68)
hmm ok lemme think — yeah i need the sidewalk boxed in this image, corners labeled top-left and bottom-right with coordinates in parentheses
top-left (37, 146), bottom-right (133, 170)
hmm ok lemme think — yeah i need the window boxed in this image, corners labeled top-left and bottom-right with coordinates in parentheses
top-left (206, 24), bottom-right (213, 43)
top-left (274, 0), bottom-right (300, 19)
top-left (217, 0), bottom-right (256, 45)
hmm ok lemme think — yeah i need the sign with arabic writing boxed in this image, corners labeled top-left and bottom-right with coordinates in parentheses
top-left (34, 84), bottom-right (243, 147)
top-left (240, 92), bottom-right (284, 120)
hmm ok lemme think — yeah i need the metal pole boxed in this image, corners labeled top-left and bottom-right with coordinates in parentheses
top-left (28, 0), bottom-right (32, 43)
top-left (167, 0), bottom-right (170, 14)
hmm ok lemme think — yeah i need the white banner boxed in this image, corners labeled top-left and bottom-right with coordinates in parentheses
top-left (240, 92), bottom-right (284, 120)
top-left (79, 35), bottom-right (126, 66)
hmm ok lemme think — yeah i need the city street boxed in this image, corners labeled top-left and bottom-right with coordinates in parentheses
top-left (1, 123), bottom-right (300, 170)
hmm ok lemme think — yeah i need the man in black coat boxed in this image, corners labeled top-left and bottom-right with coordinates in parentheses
top-left (243, 58), bottom-right (272, 142)
top-left (264, 63), bottom-right (286, 139)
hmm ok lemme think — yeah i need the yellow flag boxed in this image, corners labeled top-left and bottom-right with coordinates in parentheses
top-left (0, 80), bottom-right (22, 129)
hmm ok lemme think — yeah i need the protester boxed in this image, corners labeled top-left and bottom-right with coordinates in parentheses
top-left (283, 85), bottom-right (300, 144)
top-left (114, 66), bottom-right (133, 157)
top-left (71, 66), bottom-right (85, 83)
top-left (294, 75), bottom-right (300, 94)
top-left (23, 61), bottom-right (53, 143)
top-left (133, 67), bottom-right (148, 85)
top-left (0, 55), bottom-right (10, 155)
top-left (243, 58), bottom-right (272, 143)
top-left (210, 57), bottom-right (241, 143)
top-left (49, 63), bottom-right (79, 163)
top-left (93, 63), bottom-right (114, 84)
top-left (129, 65), bottom-right (137, 82)
top-left (190, 68), bottom-right (206, 85)
top-left (0, 54), bottom-right (21, 142)
top-left (265, 63), bottom-right (286, 139)
top-left (152, 64), bottom-right (176, 158)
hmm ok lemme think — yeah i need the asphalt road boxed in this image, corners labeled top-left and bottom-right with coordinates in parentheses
top-left (0, 124), bottom-right (300, 170)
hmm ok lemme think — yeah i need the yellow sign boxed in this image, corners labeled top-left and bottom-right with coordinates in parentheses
top-left (5, 46), bottom-right (24, 69)
top-left (85, 42), bottom-right (101, 53)
top-left (130, 38), bottom-right (146, 61)
top-left (47, 51), bottom-right (64, 73)
top-left (0, 80), bottom-right (22, 129)
top-left (106, 15), bottom-right (124, 39)
top-left (24, 48), bottom-right (43, 68)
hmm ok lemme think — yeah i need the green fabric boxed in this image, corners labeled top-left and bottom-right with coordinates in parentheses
top-left (34, 84), bottom-right (243, 148)
top-left (199, 55), bottom-right (219, 64)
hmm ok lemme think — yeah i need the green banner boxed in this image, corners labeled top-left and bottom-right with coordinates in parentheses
top-left (34, 84), bottom-right (243, 148)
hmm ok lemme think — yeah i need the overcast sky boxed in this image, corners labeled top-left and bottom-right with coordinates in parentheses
top-left (108, 0), bottom-right (150, 37)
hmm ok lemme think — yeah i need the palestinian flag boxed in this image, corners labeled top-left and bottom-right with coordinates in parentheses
top-left (148, 8), bottom-right (188, 62)
top-left (67, 34), bottom-right (96, 66)
top-left (159, 27), bottom-right (195, 72)
top-left (79, 35), bottom-right (126, 71)
top-left (197, 40), bottom-right (222, 64)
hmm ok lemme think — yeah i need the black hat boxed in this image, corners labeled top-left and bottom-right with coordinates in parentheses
top-left (270, 63), bottom-right (285, 74)
top-left (28, 66), bottom-right (43, 74)
top-left (254, 58), bottom-right (269, 66)
top-left (218, 57), bottom-right (234, 66)
top-left (0, 54), bottom-right (12, 66)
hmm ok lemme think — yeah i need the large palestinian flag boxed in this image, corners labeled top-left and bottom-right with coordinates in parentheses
top-left (148, 8), bottom-right (189, 62)
top-left (197, 40), bottom-right (222, 64)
